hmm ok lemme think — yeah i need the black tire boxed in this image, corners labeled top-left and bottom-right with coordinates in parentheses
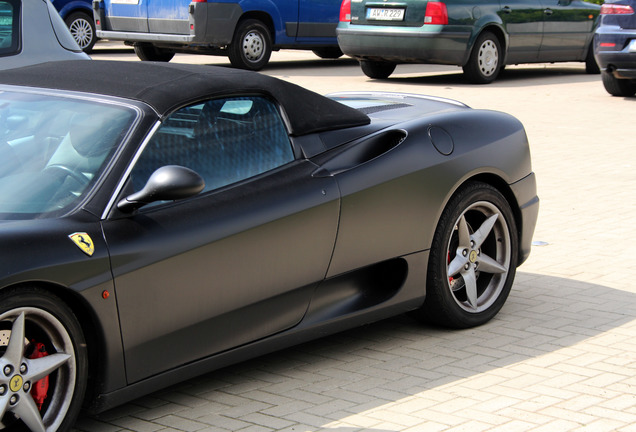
top-left (64, 12), bottom-right (96, 53)
top-left (462, 32), bottom-right (502, 84)
top-left (228, 19), bottom-right (272, 71)
top-left (601, 71), bottom-right (636, 97)
top-left (359, 60), bottom-right (396, 79)
top-left (0, 287), bottom-right (87, 432)
top-left (585, 45), bottom-right (600, 74)
top-left (133, 43), bottom-right (175, 62)
top-left (415, 182), bottom-right (518, 328)
top-left (312, 47), bottom-right (343, 59)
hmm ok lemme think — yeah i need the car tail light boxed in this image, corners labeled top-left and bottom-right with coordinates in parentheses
top-left (600, 3), bottom-right (634, 14)
top-left (424, 2), bottom-right (448, 25)
top-left (340, 0), bottom-right (351, 22)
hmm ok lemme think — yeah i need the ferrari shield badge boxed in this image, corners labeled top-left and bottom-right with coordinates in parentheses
top-left (69, 232), bottom-right (95, 256)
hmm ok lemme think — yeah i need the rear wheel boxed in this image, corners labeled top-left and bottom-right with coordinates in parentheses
top-left (601, 71), bottom-right (636, 97)
top-left (0, 287), bottom-right (87, 432)
top-left (228, 19), bottom-right (272, 71)
top-left (415, 182), bottom-right (518, 328)
top-left (133, 43), bottom-right (175, 62)
top-left (463, 32), bottom-right (502, 84)
top-left (64, 12), bottom-right (96, 53)
top-left (359, 60), bottom-right (396, 79)
top-left (585, 45), bottom-right (600, 74)
top-left (312, 47), bottom-right (343, 59)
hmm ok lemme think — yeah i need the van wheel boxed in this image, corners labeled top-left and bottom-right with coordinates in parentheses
top-left (228, 19), bottom-right (272, 71)
top-left (134, 43), bottom-right (175, 62)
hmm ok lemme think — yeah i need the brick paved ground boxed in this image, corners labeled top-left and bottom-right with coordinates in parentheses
top-left (77, 48), bottom-right (636, 431)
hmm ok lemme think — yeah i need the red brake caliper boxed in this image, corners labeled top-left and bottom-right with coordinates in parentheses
top-left (448, 251), bottom-right (454, 283)
top-left (28, 341), bottom-right (49, 410)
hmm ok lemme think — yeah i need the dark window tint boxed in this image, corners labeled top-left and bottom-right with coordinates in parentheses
top-left (131, 96), bottom-right (294, 194)
top-left (0, 0), bottom-right (20, 56)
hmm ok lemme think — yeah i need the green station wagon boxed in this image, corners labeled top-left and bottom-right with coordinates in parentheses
top-left (337, 0), bottom-right (602, 83)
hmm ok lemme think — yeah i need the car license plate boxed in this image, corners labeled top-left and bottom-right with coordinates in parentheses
top-left (366, 8), bottom-right (405, 21)
top-left (628, 39), bottom-right (636, 53)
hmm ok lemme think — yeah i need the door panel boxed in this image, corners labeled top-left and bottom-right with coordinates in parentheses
top-left (500, 0), bottom-right (544, 63)
top-left (539, 0), bottom-right (595, 61)
top-left (103, 162), bottom-right (339, 382)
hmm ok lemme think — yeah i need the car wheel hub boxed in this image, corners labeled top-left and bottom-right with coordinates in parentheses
top-left (478, 40), bottom-right (498, 77)
top-left (0, 310), bottom-right (75, 431)
top-left (69, 19), bottom-right (93, 49)
top-left (242, 31), bottom-right (264, 62)
top-left (446, 201), bottom-right (511, 313)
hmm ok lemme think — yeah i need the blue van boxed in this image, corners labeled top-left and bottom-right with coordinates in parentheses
top-left (93, 0), bottom-right (343, 70)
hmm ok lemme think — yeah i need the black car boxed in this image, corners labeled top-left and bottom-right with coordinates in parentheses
top-left (0, 60), bottom-right (538, 431)
top-left (594, 0), bottom-right (636, 96)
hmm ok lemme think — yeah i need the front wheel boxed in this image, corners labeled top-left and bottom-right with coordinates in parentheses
top-left (64, 12), bottom-right (96, 53)
top-left (228, 19), bottom-right (272, 71)
top-left (601, 71), bottom-right (636, 97)
top-left (0, 287), bottom-right (88, 432)
top-left (133, 43), bottom-right (175, 62)
top-left (359, 60), bottom-right (396, 79)
top-left (463, 32), bottom-right (502, 84)
top-left (415, 182), bottom-right (518, 328)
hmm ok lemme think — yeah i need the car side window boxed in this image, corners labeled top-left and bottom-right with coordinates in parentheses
top-left (131, 96), bottom-right (294, 195)
top-left (0, 0), bottom-right (19, 55)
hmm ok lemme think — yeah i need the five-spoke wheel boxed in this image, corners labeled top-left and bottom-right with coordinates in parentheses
top-left (416, 182), bottom-right (518, 328)
top-left (0, 289), bottom-right (87, 432)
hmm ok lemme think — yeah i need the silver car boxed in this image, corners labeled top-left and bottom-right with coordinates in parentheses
top-left (0, 0), bottom-right (89, 70)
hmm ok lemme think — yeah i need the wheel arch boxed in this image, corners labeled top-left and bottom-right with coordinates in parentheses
top-left (235, 11), bottom-right (276, 44)
top-left (56, 2), bottom-right (93, 21)
top-left (0, 281), bottom-right (106, 405)
top-left (466, 24), bottom-right (508, 66)
top-left (443, 173), bottom-right (523, 261)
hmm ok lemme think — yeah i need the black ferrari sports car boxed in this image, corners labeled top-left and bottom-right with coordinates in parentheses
top-left (0, 60), bottom-right (538, 431)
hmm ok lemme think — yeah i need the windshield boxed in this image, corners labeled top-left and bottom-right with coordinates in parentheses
top-left (0, 90), bottom-right (136, 219)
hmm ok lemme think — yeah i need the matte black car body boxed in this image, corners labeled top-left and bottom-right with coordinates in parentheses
top-left (0, 0), bottom-right (89, 70)
top-left (0, 61), bottom-right (538, 431)
top-left (594, 0), bottom-right (636, 96)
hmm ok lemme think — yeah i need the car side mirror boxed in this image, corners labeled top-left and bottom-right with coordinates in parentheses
top-left (117, 165), bottom-right (205, 213)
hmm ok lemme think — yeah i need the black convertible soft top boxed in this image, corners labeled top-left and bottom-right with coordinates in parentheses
top-left (0, 60), bottom-right (370, 136)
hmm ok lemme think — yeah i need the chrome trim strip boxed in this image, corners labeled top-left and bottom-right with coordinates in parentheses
top-left (101, 120), bottom-right (162, 220)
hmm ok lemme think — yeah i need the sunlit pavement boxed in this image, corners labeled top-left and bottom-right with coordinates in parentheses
top-left (76, 43), bottom-right (636, 431)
